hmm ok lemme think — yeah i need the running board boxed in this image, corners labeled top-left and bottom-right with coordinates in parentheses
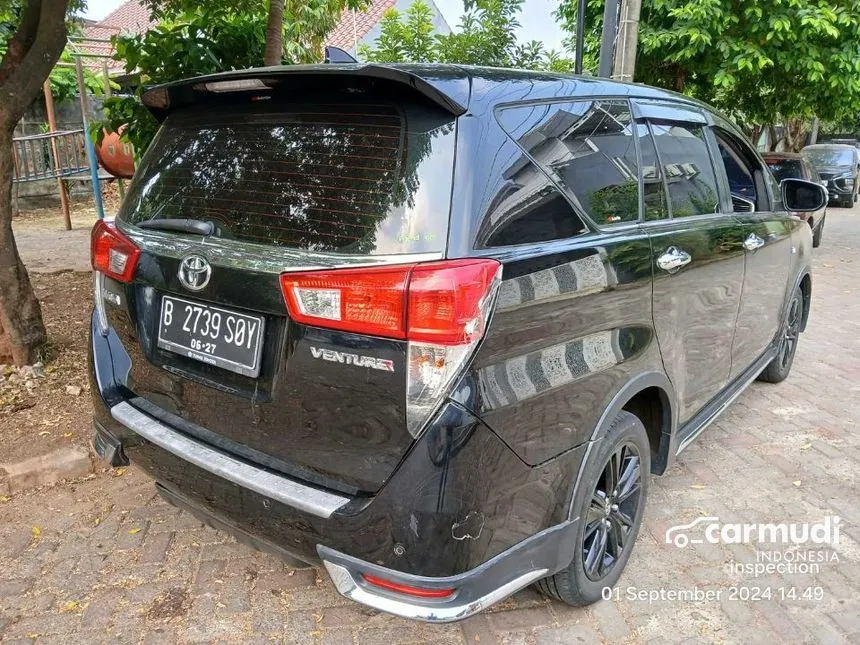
top-left (675, 347), bottom-right (776, 455)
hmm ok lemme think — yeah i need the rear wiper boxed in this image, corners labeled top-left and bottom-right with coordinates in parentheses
top-left (138, 218), bottom-right (215, 236)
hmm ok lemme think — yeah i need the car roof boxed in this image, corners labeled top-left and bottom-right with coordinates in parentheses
top-left (762, 152), bottom-right (803, 160)
top-left (141, 63), bottom-right (725, 122)
top-left (803, 143), bottom-right (857, 151)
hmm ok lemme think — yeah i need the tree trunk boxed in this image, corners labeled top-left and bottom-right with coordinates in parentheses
top-left (766, 124), bottom-right (778, 151)
top-left (809, 117), bottom-right (820, 145)
top-left (0, 0), bottom-right (70, 364)
top-left (0, 128), bottom-right (46, 364)
top-left (264, 0), bottom-right (286, 66)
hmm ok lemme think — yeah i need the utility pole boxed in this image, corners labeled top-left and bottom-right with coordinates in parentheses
top-left (574, 0), bottom-right (586, 74)
top-left (612, 0), bottom-right (641, 82)
top-left (598, 0), bottom-right (620, 78)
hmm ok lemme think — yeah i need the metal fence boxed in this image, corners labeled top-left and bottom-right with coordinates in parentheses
top-left (11, 130), bottom-right (90, 183)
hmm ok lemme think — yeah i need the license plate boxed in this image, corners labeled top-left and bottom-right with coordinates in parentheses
top-left (157, 295), bottom-right (265, 377)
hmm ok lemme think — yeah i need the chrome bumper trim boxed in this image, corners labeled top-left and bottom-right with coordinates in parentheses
top-left (322, 560), bottom-right (548, 623)
top-left (110, 401), bottom-right (350, 518)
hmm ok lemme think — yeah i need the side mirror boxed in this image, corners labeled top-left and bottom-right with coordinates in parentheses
top-left (782, 178), bottom-right (827, 212)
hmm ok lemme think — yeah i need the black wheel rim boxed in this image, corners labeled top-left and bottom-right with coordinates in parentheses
top-left (582, 442), bottom-right (642, 581)
top-left (779, 295), bottom-right (801, 370)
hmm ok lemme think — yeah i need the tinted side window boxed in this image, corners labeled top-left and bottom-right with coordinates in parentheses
top-left (650, 121), bottom-right (721, 217)
top-left (498, 100), bottom-right (640, 225)
top-left (715, 134), bottom-right (757, 207)
top-left (483, 190), bottom-right (585, 247)
top-left (474, 146), bottom-right (588, 248)
top-left (766, 159), bottom-right (805, 181)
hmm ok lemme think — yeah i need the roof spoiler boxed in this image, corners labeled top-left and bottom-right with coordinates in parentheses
top-left (141, 64), bottom-right (468, 120)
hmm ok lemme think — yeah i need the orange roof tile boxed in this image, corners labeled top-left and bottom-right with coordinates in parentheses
top-left (327, 0), bottom-right (398, 51)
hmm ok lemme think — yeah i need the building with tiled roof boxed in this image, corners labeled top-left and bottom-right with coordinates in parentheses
top-left (80, 0), bottom-right (450, 70)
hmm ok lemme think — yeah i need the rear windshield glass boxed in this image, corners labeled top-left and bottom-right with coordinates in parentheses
top-left (119, 99), bottom-right (455, 255)
top-left (766, 159), bottom-right (804, 181)
top-left (802, 147), bottom-right (855, 167)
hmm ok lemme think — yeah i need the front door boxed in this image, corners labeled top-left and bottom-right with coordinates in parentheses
top-left (638, 111), bottom-right (746, 425)
top-left (711, 125), bottom-right (795, 379)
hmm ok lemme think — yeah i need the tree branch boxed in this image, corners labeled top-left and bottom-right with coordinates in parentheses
top-left (0, 0), bottom-right (70, 127)
top-left (0, 0), bottom-right (43, 86)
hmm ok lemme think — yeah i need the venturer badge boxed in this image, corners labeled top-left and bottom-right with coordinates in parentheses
top-left (309, 346), bottom-right (395, 372)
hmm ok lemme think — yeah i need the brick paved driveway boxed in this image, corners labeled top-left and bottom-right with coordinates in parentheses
top-left (2, 208), bottom-right (859, 644)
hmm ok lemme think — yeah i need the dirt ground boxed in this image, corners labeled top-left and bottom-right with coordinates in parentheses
top-left (0, 271), bottom-right (93, 464)
top-left (0, 194), bottom-right (125, 467)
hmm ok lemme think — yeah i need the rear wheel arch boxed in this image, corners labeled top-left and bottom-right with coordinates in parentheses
top-left (583, 372), bottom-right (675, 479)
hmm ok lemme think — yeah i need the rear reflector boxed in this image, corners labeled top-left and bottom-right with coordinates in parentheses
top-left (361, 573), bottom-right (455, 598)
top-left (280, 259), bottom-right (501, 344)
top-left (91, 220), bottom-right (140, 283)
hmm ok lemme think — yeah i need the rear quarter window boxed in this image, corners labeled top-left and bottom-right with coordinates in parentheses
top-left (497, 99), bottom-right (641, 227)
top-left (119, 98), bottom-right (456, 256)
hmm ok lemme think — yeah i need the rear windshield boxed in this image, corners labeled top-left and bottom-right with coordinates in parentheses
top-left (802, 147), bottom-right (855, 167)
top-left (766, 159), bottom-right (804, 181)
top-left (119, 98), bottom-right (456, 255)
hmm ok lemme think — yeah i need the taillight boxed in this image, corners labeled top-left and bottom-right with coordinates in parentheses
top-left (361, 573), bottom-right (455, 598)
top-left (91, 220), bottom-right (140, 283)
top-left (282, 265), bottom-right (410, 339)
top-left (281, 259), bottom-right (502, 436)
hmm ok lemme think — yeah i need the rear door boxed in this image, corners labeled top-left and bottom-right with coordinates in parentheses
top-left (635, 102), bottom-right (746, 425)
top-left (106, 82), bottom-right (458, 494)
top-left (710, 124), bottom-right (795, 378)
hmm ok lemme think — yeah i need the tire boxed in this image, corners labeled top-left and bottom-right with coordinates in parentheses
top-left (812, 216), bottom-right (824, 248)
top-left (535, 411), bottom-right (650, 606)
top-left (758, 285), bottom-right (803, 383)
top-left (841, 196), bottom-right (853, 208)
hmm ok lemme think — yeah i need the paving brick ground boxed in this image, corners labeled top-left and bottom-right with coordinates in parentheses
top-left (2, 207), bottom-right (859, 644)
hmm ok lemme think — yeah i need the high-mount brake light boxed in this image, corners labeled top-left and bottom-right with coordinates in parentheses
top-left (91, 220), bottom-right (140, 283)
top-left (281, 259), bottom-right (502, 438)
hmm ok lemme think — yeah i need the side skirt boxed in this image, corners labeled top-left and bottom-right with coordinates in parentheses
top-left (675, 346), bottom-right (777, 455)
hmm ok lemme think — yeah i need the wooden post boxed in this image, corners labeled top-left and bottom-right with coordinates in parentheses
top-left (102, 59), bottom-right (127, 201)
top-left (43, 79), bottom-right (72, 230)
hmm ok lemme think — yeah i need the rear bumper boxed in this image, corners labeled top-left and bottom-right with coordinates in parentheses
top-left (317, 521), bottom-right (577, 622)
top-left (147, 476), bottom-right (577, 622)
top-left (89, 312), bottom-right (587, 620)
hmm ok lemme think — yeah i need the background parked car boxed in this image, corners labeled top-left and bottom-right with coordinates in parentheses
top-left (763, 152), bottom-right (827, 247)
top-left (801, 143), bottom-right (860, 208)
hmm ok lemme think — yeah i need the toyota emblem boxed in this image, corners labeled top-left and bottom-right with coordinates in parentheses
top-left (178, 255), bottom-right (212, 291)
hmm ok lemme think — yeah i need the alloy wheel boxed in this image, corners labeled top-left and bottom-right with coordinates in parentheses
top-left (582, 442), bottom-right (642, 581)
top-left (779, 295), bottom-right (802, 370)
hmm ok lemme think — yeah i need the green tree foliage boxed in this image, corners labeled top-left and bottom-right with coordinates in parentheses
top-left (99, 0), bottom-right (363, 153)
top-left (360, 0), bottom-right (573, 71)
top-left (556, 0), bottom-right (860, 145)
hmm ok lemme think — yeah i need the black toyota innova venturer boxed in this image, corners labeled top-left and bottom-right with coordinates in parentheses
top-left (89, 64), bottom-right (827, 621)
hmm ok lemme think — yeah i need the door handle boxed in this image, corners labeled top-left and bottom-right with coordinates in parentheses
top-left (656, 246), bottom-right (692, 273)
top-left (743, 233), bottom-right (765, 251)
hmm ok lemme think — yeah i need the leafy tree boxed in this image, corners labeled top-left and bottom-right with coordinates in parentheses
top-left (0, 0), bottom-right (79, 365)
top-left (100, 0), bottom-right (364, 153)
top-left (556, 0), bottom-right (860, 151)
top-left (360, 0), bottom-right (573, 71)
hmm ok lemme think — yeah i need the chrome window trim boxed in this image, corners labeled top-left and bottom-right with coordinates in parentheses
top-left (110, 401), bottom-right (350, 518)
top-left (118, 223), bottom-right (443, 275)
